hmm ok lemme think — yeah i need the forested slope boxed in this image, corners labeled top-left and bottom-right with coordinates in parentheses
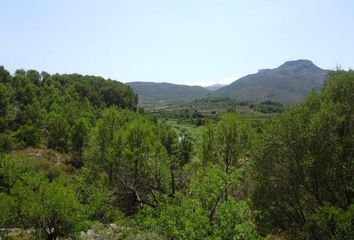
top-left (126, 81), bottom-right (211, 104)
top-left (0, 66), bottom-right (137, 155)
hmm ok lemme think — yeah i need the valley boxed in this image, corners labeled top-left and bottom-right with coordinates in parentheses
top-left (0, 65), bottom-right (353, 240)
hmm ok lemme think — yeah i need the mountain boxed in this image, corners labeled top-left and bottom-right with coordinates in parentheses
top-left (215, 60), bottom-right (330, 104)
top-left (205, 83), bottom-right (226, 91)
top-left (126, 82), bottom-right (211, 104)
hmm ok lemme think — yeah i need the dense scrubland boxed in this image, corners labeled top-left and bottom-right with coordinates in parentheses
top-left (0, 66), bottom-right (353, 240)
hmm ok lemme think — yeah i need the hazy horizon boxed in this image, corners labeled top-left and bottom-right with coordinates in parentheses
top-left (1, 0), bottom-right (353, 86)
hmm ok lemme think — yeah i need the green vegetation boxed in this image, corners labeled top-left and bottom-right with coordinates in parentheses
top-left (126, 81), bottom-right (211, 106)
top-left (251, 70), bottom-right (354, 239)
top-left (0, 66), bottom-right (137, 154)
top-left (249, 100), bottom-right (285, 114)
top-left (0, 66), bottom-right (353, 239)
top-left (144, 96), bottom-right (275, 130)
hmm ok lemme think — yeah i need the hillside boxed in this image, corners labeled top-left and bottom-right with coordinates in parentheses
top-left (0, 66), bottom-right (137, 153)
top-left (215, 60), bottom-right (330, 104)
top-left (126, 81), bottom-right (211, 105)
top-left (204, 83), bottom-right (226, 91)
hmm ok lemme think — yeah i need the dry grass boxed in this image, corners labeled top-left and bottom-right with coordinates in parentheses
top-left (10, 148), bottom-right (77, 177)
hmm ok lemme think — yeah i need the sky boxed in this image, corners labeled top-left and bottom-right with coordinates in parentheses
top-left (1, 0), bottom-right (354, 86)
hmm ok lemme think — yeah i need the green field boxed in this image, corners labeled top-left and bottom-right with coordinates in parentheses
top-left (144, 96), bottom-right (282, 125)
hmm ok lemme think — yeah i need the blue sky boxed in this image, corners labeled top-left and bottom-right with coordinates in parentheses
top-left (1, 0), bottom-right (353, 86)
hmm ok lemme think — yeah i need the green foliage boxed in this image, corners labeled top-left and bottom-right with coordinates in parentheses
top-left (0, 65), bottom-right (137, 153)
top-left (0, 130), bottom-right (14, 152)
top-left (46, 111), bottom-right (70, 151)
top-left (0, 154), bottom-right (34, 193)
top-left (76, 168), bottom-right (122, 223)
top-left (16, 123), bottom-right (42, 147)
top-left (85, 108), bottom-right (170, 212)
top-left (306, 202), bottom-right (354, 239)
top-left (177, 133), bottom-right (193, 167)
top-left (0, 82), bottom-right (14, 133)
top-left (137, 193), bottom-right (210, 240)
top-left (70, 118), bottom-right (90, 167)
top-left (137, 166), bottom-right (260, 240)
top-left (11, 174), bottom-right (85, 239)
top-left (213, 200), bottom-right (260, 240)
top-left (201, 113), bottom-right (253, 173)
top-left (250, 100), bottom-right (285, 114)
top-left (0, 154), bottom-right (122, 239)
top-left (0, 160), bottom-right (87, 240)
top-left (0, 66), bottom-right (12, 83)
top-left (71, 118), bottom-right (90, 152)
top-left (158, 125), bottom-right (193, 194)
top-left (0, 192), bottom-right (16, 227)
top-left (251, 70), bottom-right (354, 238)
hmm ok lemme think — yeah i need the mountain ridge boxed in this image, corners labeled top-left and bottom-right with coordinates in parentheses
top-left (126, 60), bottom-right (331, 105)
top-left (205, 83), bottom-right (226, 91)
top-left (215, 59), bottom-right (330, 103)
top-left (126, 81), bottom-right (211, 104)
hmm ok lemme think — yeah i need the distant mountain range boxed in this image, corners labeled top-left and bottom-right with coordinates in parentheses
top-left (127, 60), bottom-right (330, 105)
top-left (205, 83), bottom-right (226, 91)
top-left (215, 60), bottom-right (330, 103)
top-left (126, 81), bottom-right (211, 104)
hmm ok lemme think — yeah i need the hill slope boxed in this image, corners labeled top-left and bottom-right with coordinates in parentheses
top-left (126, 81), bottom-right (211, 104)
top-left (205, 83), bottom-right (226, 91)
top-left (215, 60), bottom-right (329, 104)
